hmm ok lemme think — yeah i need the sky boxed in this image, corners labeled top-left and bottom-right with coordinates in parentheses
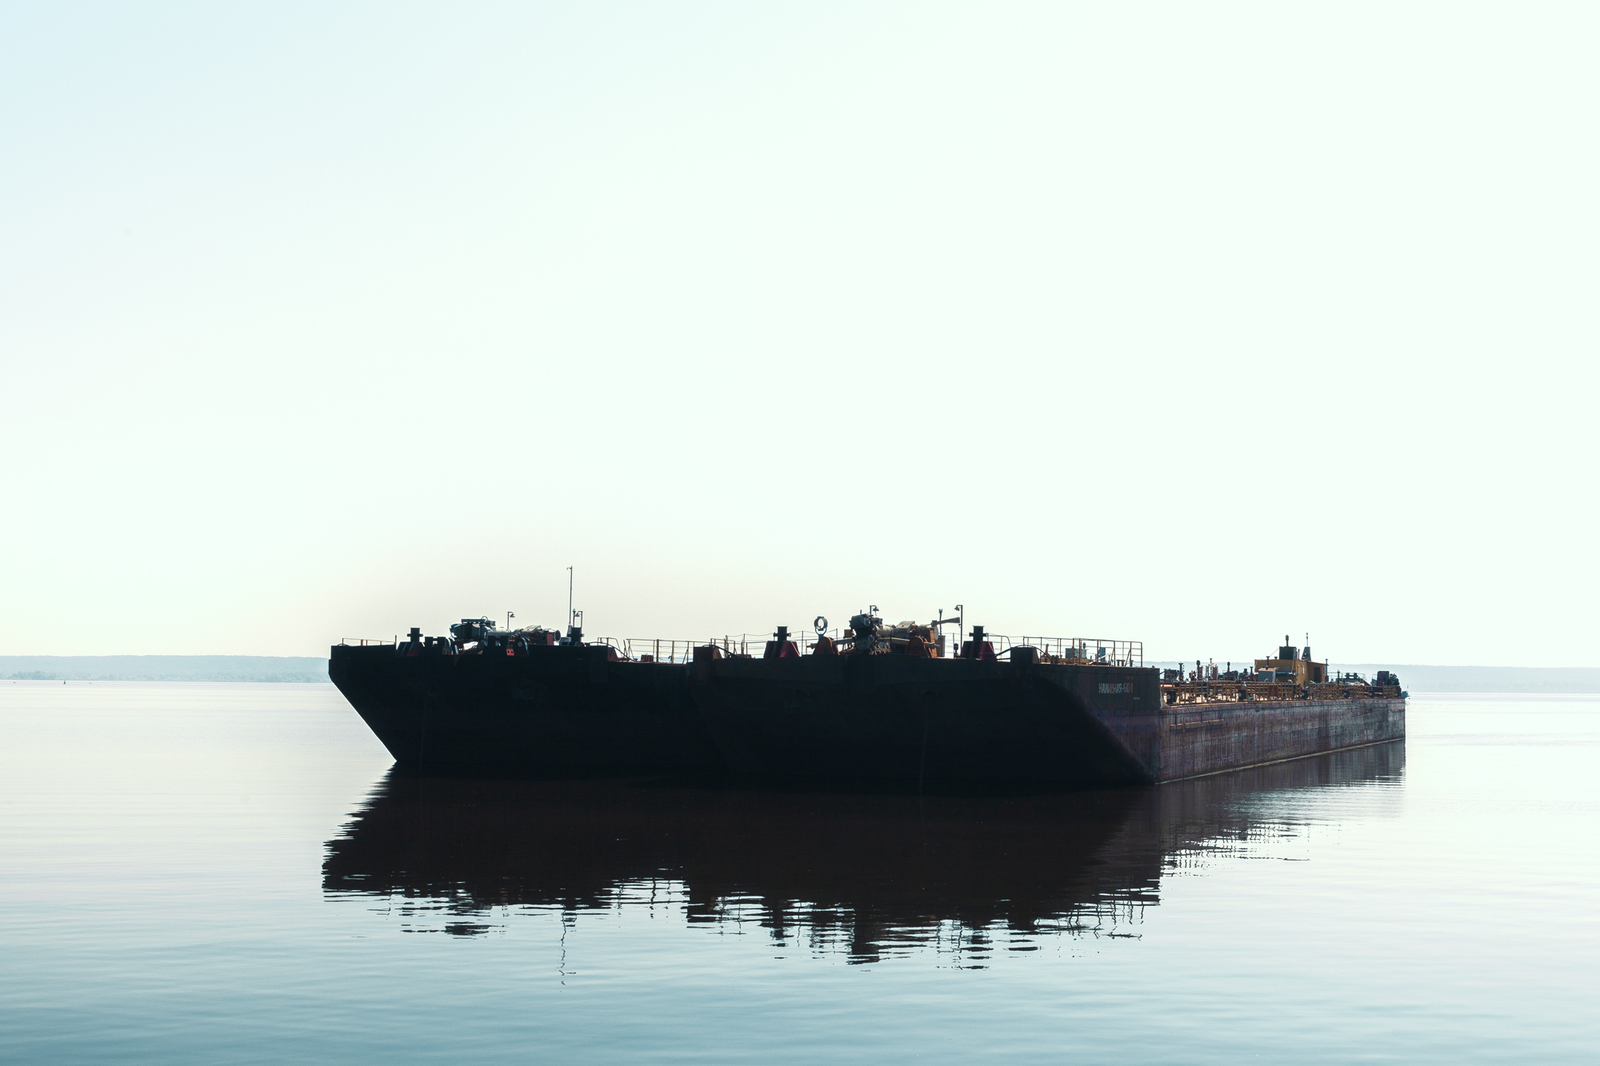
top-left (2, 2), bottom-right (1595, 665)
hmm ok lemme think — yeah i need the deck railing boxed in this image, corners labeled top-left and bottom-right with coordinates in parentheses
top-left (593, 632), bottom-right (1142, 667)
top-left (598, 634), bottom-right (838, 663)
top-left (593, 637), bottom-right (703, 664)
top-left (989, 636), bottom-right (1143, 668)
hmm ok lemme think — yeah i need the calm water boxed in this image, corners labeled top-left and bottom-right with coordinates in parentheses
top-left (2, 683), bottom-right (1596, 1064)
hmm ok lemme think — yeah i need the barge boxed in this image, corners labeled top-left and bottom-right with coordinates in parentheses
top-left (328, 611), bottom-right (1404, 787)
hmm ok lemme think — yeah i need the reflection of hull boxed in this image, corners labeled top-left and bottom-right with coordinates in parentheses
top-left (322, 740), bottom-right (1405, 956)
top-left (328, 644), bottom-right (718, 776)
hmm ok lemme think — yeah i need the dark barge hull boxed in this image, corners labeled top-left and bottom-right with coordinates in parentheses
top-left (328, 644), bottom-right (718, 776)
top-left (688, 655), bottom-right (1405, 787)
top-left (328, 644), bottom-right (1406, 786)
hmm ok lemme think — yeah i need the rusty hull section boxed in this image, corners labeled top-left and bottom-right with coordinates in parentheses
top-left (1148, 697), bottom-right (1405, 782)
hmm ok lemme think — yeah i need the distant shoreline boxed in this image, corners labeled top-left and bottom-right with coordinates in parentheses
top-left (0, 655), bottom-right (328, 683)
top-left (4, 655), bottom-right (1599, 692)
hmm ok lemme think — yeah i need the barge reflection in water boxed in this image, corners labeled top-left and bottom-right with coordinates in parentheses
top-left (322, 740), bottom-right (1404, 964)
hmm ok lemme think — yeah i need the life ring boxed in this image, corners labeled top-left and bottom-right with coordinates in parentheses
top-left (813, 615), bottom-right (828, 635)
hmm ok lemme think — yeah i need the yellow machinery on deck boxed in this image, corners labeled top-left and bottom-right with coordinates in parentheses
top-left (1255, 635), bottom-right (1327, 685)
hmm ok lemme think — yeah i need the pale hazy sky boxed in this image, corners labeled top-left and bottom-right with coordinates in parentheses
top-left (2, 3), bottom-right (1595, 665)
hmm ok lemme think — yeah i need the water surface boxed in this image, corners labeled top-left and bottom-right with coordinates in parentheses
top-left (2, 683), bottom-right (1595, 1062)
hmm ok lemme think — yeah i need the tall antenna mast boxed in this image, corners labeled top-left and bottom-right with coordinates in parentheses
top-left (567, 566), bottom-right (574, 628)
